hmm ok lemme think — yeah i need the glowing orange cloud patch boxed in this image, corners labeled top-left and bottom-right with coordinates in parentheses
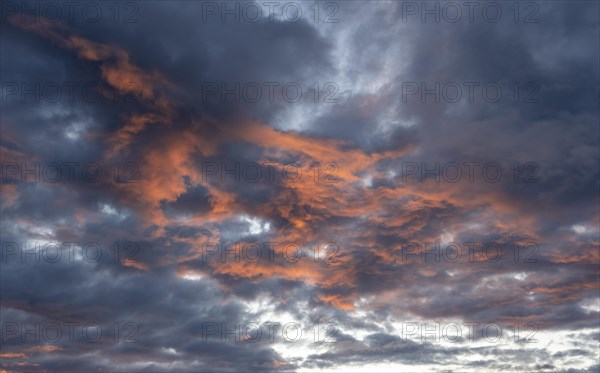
top-left (123, 258), bottom-right (148, 271)
top-left (318, 294), bottom-right (355, 311)
top-left (273, 360), bottom-right (288, 367)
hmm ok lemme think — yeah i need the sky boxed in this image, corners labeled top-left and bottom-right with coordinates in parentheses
top-left (0, 1), bottom-right (599, 372)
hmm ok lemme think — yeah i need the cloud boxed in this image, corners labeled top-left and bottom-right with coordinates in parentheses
top-left (1, 1), bottom-right (598, 372)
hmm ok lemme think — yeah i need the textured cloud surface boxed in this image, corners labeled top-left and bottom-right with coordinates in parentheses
top-left (1, 1), bottom-right (599, 372)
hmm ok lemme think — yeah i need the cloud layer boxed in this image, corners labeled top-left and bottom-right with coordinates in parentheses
top-left (1, 1), bottom-right (599, 372)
